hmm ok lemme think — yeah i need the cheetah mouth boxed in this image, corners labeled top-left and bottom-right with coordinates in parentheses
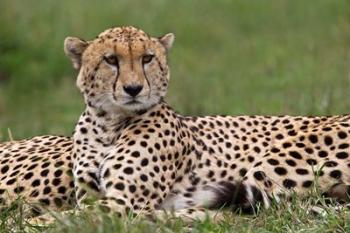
top-left (124, 99), bottom-right (141, 105)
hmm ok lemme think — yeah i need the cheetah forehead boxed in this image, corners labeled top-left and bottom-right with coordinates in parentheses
top-left (85, 26), bottom-right (162, 58)
top-left (97, 26), bottom-right (151, 44)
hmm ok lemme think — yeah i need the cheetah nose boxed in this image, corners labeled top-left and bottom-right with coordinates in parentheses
top-left (123, 85), bottom-right (143, 97)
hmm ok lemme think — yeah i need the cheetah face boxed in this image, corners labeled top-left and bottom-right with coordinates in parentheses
top-left (64, 26), bottom-right (174, 113)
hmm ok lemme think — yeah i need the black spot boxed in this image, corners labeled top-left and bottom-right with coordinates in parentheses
top-left (318, 150), bottom-right (328, 158)
top-left (113, 164), bottom-right (122, 169)
top-left (54, 170), bottom-right (63, 177)
top-left (338, 131), bottom-right (347, 139)
top-left (274, 167), bottom-right (287, 175)
top-left (221, 170), bottom-right (227, 178)
top-left (54, 198), bottom-right (63, 208)
top-left (239, 168), bottom-right (247, 177)
top-left (39, 199), bottom-right (50, 206)
top-left (253, 171), bottom-right (266, 181)
top-left (140, 141), bottom-right (148, 147)
top-left (336, 152), bottom-right (348, 159)
top-left (24, 172), bottom-right (34, 180)
top-left (123, 167), bottom-right (134, 175)
top-left (1, 165), bottom-right (9, 174)
top-left (58, 186), bottom-right (66, 194)
top-left (43, 187), bottom-right (51, 194)
top-left (54, 161), bottom-right (64, 168)
top-left (40, 169), bottom-right (49, 177)
top-left (30, 190), bottom-right (39, 197)
top-left (324, 161), bottom-right (337, 167)
top-left (283, 179), bottom-right (297, 189)
top-left (308, 134), bottom-right (318, 143)
top-left (267, 159), bottom-right (279, 166)
top-left (129, 185), bottom-right (136, 193)
top-left (114, 183), bottom-right (125, 191)
top-left (324, 136), bottom-right (333, 146)
top-left (329, 170), bottom-right (342, 179)
top-left (103, 169), bottom-right (110, 178)
top-left (288, 130), bottom-right (297, 136)
top-left (32, 179), bottom-right (40, 187)
top-left (207, 171), bottom-right (214, 178)
top-left (80, 127), bottom-right (88, 134)
top-left (6, 178), bottom-right (16, 185)
top-left (140, 174), bottom-right (148, 182)
top-left (304, 147), bottom-right (313, 154)
top-left (253, 146), bottom-right (261, 153)
top-left (302, 180), bottom-right (313, 188)
top-left (247, 156), bottom-right (255, 163)
top-left (295, 168), bottom-right (308, 175)
top-left (306, 159), bottom-right (317, 165)
top-left (134, 129), bottom-right (141, 134)
top-left (285, 159), bottom-right (296, 167)
top-left (52, 178), bottom-right (61, 186)
top-left (41, 162), bottom-right (50, 169)
top-left (14, 186), bottom-right (25, 194)
top-left (289, 151), bottom-right (302, 160)
top-left (140, 158), bottom-right (149, 167)
top-left (271, 147), bottom-right (280, 153)
top-left (16, 156), bottom-right (27, 162)
top-left (116, 198), bottom-right (126, 205)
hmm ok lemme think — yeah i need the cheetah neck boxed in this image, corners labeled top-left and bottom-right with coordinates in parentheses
top-left (73, 106), bottom-right (135, 148)
top-left (72, 102), bottom-right (169, 149)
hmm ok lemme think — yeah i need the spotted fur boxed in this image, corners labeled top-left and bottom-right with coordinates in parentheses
top-left (0, 136), bottom-right (74, 215)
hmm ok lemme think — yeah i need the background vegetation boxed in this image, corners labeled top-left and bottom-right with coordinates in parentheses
top-left (1, 0), bottom-right (350, 232)
top-left (1, 0), bottom-right (350, 140)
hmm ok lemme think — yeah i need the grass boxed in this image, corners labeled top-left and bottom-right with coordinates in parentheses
top-left (1, 0), bottom-right (350, 232)
top-left (1, 0), bottom-right (350, 140)
top-left (2, 194), bottom-right (350, 233)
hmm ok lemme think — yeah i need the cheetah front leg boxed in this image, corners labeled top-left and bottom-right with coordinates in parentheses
top-left (94, 147), bottom-right (223, 222)
top-left (96, 146), bottom-right (174, 218)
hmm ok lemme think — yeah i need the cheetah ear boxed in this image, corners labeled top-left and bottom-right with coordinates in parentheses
top-left (64, 37), bottom-right (89, 70)
top-left (159, 33), bottom-right (175, 51)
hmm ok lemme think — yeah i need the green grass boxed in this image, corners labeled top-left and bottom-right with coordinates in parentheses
top-left (2, 195), bottom-right (350, 233)
top-left (1, 0), bottom-right (350, 232)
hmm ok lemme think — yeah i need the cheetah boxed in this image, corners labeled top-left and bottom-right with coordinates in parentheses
top-left (1, 26), bottom-right (350, 221)
top-left (67, 26), bottom-right (350, 218)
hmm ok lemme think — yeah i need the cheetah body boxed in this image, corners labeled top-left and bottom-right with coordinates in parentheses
top-left (0, 136), bottom-right (74, 213)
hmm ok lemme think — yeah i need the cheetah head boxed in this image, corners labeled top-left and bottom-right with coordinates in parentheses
top-left (64, 26), bottom-right (174, 113)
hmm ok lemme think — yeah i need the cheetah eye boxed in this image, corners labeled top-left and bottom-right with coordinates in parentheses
top-left (103, 55), bottom-right (119, 67)
top-left (142, 54), bottom-right (154, 65)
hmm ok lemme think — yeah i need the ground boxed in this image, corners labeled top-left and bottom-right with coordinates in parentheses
top-left (1, 0), bottom-right (350, 232)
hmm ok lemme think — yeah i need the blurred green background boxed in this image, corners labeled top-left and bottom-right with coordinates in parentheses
top-left (1, 0), bottom-right (350, 141)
